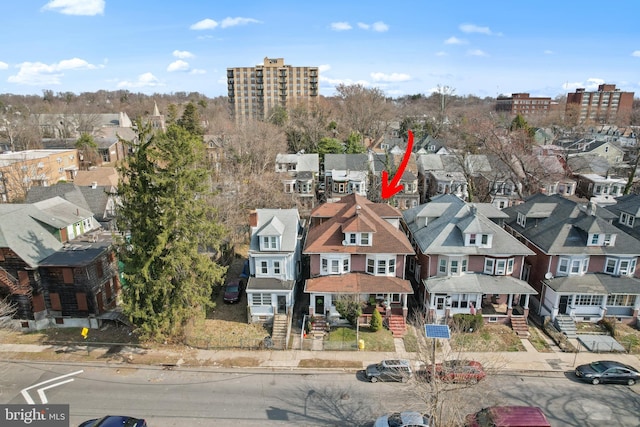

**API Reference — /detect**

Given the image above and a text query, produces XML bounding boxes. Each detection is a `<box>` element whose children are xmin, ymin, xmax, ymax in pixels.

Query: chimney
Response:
<box><xmin>91</xmin><ymin>181</ymin><xmax>98</xmax><ymax>189</ymax></box>
<box><xmin>586</xmin><ymin>201</ymin><xmax>596</xmax><ymax>216</ymax></box>
<box><xmin>249</xmin><ymin>210</ymin><xmax>258</xmax><ymax>227</ymax></box>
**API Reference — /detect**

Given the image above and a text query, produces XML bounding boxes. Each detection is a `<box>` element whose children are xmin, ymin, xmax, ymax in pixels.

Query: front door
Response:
<box><xmin>277</xmin><ymin>295</ymin><xmax>286</xmax><ymax>314</ymax></box>
<box><xmin>559</xmin><ymin>295</ymin><xmax>569</xmax><ymax>314</ymax></box>
<box><xmin>315</xmin><ymin>296</ymin><xmax>325</xmax><ymax>317</ymax></box>
<box><xmin>435</xmin><ymin>294</ymin><xmax>447</xmax><ymax>318</ymax></box>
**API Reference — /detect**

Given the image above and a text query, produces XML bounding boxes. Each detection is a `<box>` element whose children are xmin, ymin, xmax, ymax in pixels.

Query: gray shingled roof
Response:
<box><xmin>0</xmin><ymin>204</ymin><xmax>64</xmax><ymax>268</ymax></box>
<box><xmin>544</xmin><ymin>273</ymin><xmax>640</xmax><ymax>294</ymax></box>
<box><xmin>403</xmin><ymin>195</ymin><xmax>533</xmax><ymax>256</ymax></box>
<box><xmin>324</xmin><ymin>153</ymin><xmax>369</xmax><ymax>171</ymax></box>
<box><xmin>249</xmin><ymin>209</ymin><xmax>300</xmax><ymax>253</ymax></box>
<box><xmin>425</xmin><ymin>273</ymin><xmax>537</xmax><ymax>294</ymax></box>
<box><xmin>26</xmin><ymin>183</ymin><xmax>115</xmax><ymax>222</ymax></box>
<box><xmin>503</xmin><ymin>193</ymin><xmax>640</xmax><ymax>255</ymax></box>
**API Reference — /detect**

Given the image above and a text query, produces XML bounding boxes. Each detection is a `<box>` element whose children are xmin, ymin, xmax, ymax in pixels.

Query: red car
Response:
<box><xmin>223</xmin><ymin>278</ymin><xmax>244</xmax><ymax>303</ymax></box>
<box><xmin>423</xmin><ymin>360</ymin><xmax>486</xmax><ymax>384</ymax></box>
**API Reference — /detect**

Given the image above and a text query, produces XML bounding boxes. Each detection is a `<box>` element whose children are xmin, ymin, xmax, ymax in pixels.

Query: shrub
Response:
<box><xmin>451</xmin><ymin>313</ymin><xmax>483</xmax><ymax>332</ymax></box>
<box><xmin>334</xmin><ymin>299</ymin><xmax>362</xmax><ymax>326</ymax></box>
<box><xmin>370</xmin><ymin>309</ymin><xmax>382</xmax><ymax>332</ymax></box>
<box><xmin>598</xmin><ymin>317</ymin><xmax>617</xmax><ymax>337</ymax></box>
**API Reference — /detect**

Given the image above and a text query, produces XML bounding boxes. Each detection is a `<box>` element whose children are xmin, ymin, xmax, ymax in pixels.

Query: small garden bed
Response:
<box><xmin>325</xmin><ymin>326</ymin><xmax>395</xmax><ymax>351</ymax></box>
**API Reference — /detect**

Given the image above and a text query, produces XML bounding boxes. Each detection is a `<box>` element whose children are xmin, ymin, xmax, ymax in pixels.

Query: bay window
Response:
<box><xmin>321</xmin><ymin>255</ymin><xmax>350</xmax><ymax>275</ymax></box>
<box><xmin>366</xmin><ymin>255</ymin><xmax>397</xmax><ymax>276</ymax></box>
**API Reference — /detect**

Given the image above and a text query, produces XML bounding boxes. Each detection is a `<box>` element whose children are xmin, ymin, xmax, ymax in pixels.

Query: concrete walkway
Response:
<box><xmin>1</xmin><ymin>337</ymin><xmax>639</xmax><ymax>375</ymax></box>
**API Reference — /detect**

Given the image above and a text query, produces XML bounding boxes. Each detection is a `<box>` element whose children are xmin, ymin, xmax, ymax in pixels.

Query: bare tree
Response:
<box><xmin>334</xmin><ymin>83</ymin><xmax>395</xmax><ymax>143</ymax></box>
<box><xmin>0</xmin><ymin>297</ymin><xmax>18</xmax><ymax>330</ymax></box>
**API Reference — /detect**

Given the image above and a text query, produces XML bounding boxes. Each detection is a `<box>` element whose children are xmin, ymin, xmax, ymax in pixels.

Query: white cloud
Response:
<box><xmin>173</xmin><ymin>50</ymin><xmax>194</xmax><ymax>59</ymax></box>
<box><xmin>0</xmin><ymin>61</ymin><xmax>9</xmax><ymax>70</ymax></box>
<box><xmin>444</xmin><ymin>36</ymin><xmax>466</xmax><ymax>45</ymax></box>
<box><xmin>435</xmin><ymin>51</ymin><xmax>448</xmax><ymax>56</ymax></box>
<box><xmin>117</xmin><ymin>72</ymin><xmax>163</xmax><ymax>88</ymax></box>
<box><xmin>459</xmin><ymin>23</ymin><xmax>501</xmax><ymax>36</ymax></box>
<box><xmin>190</xmin><ymin>19</ymin><xmax>218</xmax><ymax>30</ymax></box>
<box><xmin>318</xmin><ymin>64</ymin><xmax>331</xmax><ymax>73</ymax></box>
<box><xmin>7</xmin><ymin>58</ymin><xmax>100</xmax><ymax>85</ymax></box>
<box><xmin>190</xmin><ymin>69</ymin><xmax>206</xmax><ymax>75</ymax></box>
<box><xmin>355</xmin><ymin>21</ymin><xmax>389</xmax><ymax>32</ymax></box>
<box><xmin>220</xmin><ymin>17</ymin><xmax>260</xmax><ymax>28</ymax></box>
<box><xmin>370</xmin><ymin>72</ymin><xmax>411</xmax><ymax>82</ymax></box>
<box><xmin>41</xmin><ymin>0</ymin><xmax>104</xmax><ymax>16</ymax></box>
<box><xmin>562</xmin><ymin>78</ymin><xmax>605</xmax><ymax>91</ymax></box>
<box><xmin>544</xmin><ymin>50</ymin><xmax>554</xmax><ymax>55</ymax></box>
<box><xmin>167</xmin><ymin>60</ymin><xmax>189</xmax><ymax>72</ymax></box>
<box><xmin>468</xmin><ymin>49</ymin><xmax>488</xmax><ymax>57</ymax></box>
<box><xmin>372</xmin><ymin>21</ymin><xmax>389</xmax><ymax>32</ymax></box>
<box><xmin>320</xmin><ymin>75</ymin><xmax>369</xmax><ymax>87</ymax></box>
<box><xmin>331</xmin><ymin>22</ymin><xmax>352</xmax><ymax>31</ymax></box>
<box><xmin>632</xmin><ymin>50</ymin><xmax>640</xmax><ymax>57</ymax></box>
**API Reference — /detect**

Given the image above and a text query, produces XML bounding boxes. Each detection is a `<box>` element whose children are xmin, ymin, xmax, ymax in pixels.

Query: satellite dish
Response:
<box><xmin>342</xmin><ymin>240</ymin><xmax>348</xmax><ymax>246</ymax></box>
<box><xmin>544</xmin><ymin>272</ymin><xmax>554</xmax><ymax>280</ymax></box>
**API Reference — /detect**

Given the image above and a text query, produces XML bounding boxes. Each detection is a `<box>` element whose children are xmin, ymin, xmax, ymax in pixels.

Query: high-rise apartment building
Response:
<box><xmin>566</xmin><ymin>84</ymin><xmax>634</xmax><ymax>124</ymax></box>
<box><xmin>227</xmin><ymin>57</ymin><xmax>319</xmax><ymax>122</ymax></box>
<box><xmin>495</xmin><ymin>93</ymin><xmax>556</xmax><ymax>117</ymax></box>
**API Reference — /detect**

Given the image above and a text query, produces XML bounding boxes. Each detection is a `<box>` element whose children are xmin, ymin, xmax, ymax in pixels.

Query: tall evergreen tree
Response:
<box><xmin>116</xmin><ymin>122</ymin><xmax>226</xmax><ymax>341</ymax></box>
<box><xmin>177</xmin><ymin>102</ymin><xmax>204</xmax><ymax>136</ymax></box>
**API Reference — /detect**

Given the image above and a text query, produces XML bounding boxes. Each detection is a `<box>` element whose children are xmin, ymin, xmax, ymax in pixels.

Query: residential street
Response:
<box><xmin>1</xmin><ymin>360</ymin><xmax>639</xmax><ymax>426</ymax></box>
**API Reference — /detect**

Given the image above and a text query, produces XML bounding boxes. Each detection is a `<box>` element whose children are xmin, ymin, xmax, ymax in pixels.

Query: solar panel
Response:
<box><xmin>425</xmin><ymin>324</ymin><xmax>451</xmax><ymax>339</ymax></box>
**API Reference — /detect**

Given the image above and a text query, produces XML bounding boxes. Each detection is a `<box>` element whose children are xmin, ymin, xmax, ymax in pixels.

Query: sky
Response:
<box><xmin>1</xmin><ymin>0</ymin><xmax>640</xmax><ymax>100</ymax></box>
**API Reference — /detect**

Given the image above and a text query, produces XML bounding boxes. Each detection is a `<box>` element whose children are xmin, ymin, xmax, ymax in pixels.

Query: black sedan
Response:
<box><xmin>575</xmin><ymin>360</ymin><xmax>640</xmax><ymax>385</ymax></box>
<box><xmin>79</xmin><ymin>415</ymin><xmax>147</xmax><ymax>427</ymax></box>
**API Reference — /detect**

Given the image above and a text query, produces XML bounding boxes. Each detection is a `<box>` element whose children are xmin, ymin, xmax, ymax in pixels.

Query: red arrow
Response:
<box><xmin>381</xmin><ymin>130</ymin><xmax>414</xmax><ymax>199</ymax></box>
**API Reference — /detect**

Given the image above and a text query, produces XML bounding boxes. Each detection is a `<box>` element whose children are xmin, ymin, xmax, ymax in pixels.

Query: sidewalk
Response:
<box><xmin>1</xmin><ymin>337</ymin><xmax>639</xmax><ymax>374</ymax></box>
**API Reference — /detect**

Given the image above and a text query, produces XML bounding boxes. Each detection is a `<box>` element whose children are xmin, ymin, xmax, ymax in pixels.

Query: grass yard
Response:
<box><xmin>451</xmin><ymin>324</ymin><xmax>525</xmax><ymax>352</ymax></box>
<box><xmin>326</xmin><ymin>326</ymin><xmax>395</xmax><ymax>352</ymax></box>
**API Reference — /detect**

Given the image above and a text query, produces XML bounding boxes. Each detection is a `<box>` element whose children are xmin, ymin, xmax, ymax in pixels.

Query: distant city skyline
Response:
<box><xmin>1</xmin><ymin>0</ymin><xmax>639</xmax><ymax>99</ymax></box>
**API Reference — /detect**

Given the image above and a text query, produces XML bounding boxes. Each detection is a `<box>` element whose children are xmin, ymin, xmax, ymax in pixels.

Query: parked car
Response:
<box><xmin>374</xmin><ymin>411</ymin><xmax>431</xmax><ymax>427</ymax></box>
<box><xmin>464</xmin><ymin>406</ymin><xmax>551</xmax><ymax>427</ymax></box>
<box><xmin>420</xmin><ymin>360</ymin><xmax>486</xmax><ymax>384</ymax></box>
<box><xmin>575</xmin><ymin>360</ymin><xmax>640</xmax><ymax>385</ymax></box>
<box><xmin>365</xmin><ymin>359</ymin><xmax>412</xmax><ymax>383</ymax></box>
<box><xmin>223</xmin><ymin>278</ymin><xmax>244</xmax><ymax>303</ymax></box>
<box><xmin>79</xmin><ymin>415</ymin><xmax>147</xmax><ymax>427</ymax></box>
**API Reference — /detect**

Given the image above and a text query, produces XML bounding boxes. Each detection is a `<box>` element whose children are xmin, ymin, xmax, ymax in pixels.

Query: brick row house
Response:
<box><xmin>502</xmin><ymin>194</ymin><xmax>640</xmax><ymax>326</ymax></box>
<box><xmin>0</xmin><ymin>197</ymin><xmax>120</xmax><ymax>330</ymax></box>
<box><xmin>303</xmin><ymin>194</ymin><xmax>415</xmax><ymax>336</ymax></box>
<box><xmin>402</xmin><ymin>194</ymin><xmax>537</xmax><ymax>334</ymax></box>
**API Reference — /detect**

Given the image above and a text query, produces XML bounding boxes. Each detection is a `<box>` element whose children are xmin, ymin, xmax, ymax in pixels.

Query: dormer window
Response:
<box><xmin>261</xmin><ymin>236</ymin><xmax>280</xmax><ymax>251</ymax></box>
<box><xmin>344</xmin><ymin>232</ymin><xmax>371</xmax><ymax>246</ymax></box>
<box><xmin>517</xmin><ymin>213</ymin><xmax>526</xmax><ymax>227</ymax></box>
<box><xmin>620</xmin><ymin>212</ymin><xmax>635</xmax><ymax>227</ymax></box>
<box><xmin>466</xmin><ymin>233</ymin><xmax>492</xmax><ymax>247</ymax></box>
<box><xmin>588</xmin><ymin>233</ymin><xmax>616</xmax><ymax>247</ymax></box>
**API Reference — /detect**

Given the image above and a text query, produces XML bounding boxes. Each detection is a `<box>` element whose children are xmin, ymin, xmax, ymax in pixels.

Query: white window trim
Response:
<box><xmin>557</xmin><ymin>256</ymin><xmax>589</xmax><ymax>276</ymax></box>
<box><xmin>320</xmin><ymin>255</ymin><xmax>350</xmax><ymax>276</ymax></box>
<box><xmin>366</xmin><ymin>254</ymin><xmax>397</xmax><ymax>276</ymax></box>
<box><xmin>517</xmin><ymin>213</ymin><xmax>526</xmax><ymax>227</ymax></box>
<box><xmin>484</xmin><ymin>257</ymin><xmax>514</xmax><ymax>276</ymax></box>
<box><xmin>604</xmin><ymin>257</ymin><xmax>637</xmax><ymax>276</ymax></box>
<box><xmin>260</xmin><ymin>235</ymin><xmax>280</xmax><ymax>251</ymax></box>
<box><xmin>344</xmin><ymin>232</ymin><xmax>372</xmax><ymax>246</ymax></box>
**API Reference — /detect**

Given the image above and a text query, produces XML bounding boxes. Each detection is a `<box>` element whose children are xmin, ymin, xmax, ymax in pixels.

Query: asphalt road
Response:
<box><xmin>1</xmin><ymin>361</ymin><xmax>639</xmax><ymax>426</ymax></box>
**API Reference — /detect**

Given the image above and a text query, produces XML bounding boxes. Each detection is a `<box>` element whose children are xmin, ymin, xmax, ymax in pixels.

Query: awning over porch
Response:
<box><xmin>304</xmin><ymin>272</ymin><xmax>413</xmax><ymax>294</ymax></box>
<box><xmin>544</xmin><ymin>273</ymin><xmax>640</xmax><ymax>295</ymax></box>
<box><xmin>246</xmin><ymin>277</ymin><xmax>295</xmax><ymax>292</ymax></box>
<box><xmin>424</xmin><ymin>273</ymin><xmax>538</xmax><ymax>295</ymax></box>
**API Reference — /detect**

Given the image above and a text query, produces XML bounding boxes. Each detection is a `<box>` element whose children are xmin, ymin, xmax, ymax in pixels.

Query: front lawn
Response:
<box><xmin>326</xmin><ymin>326</ymin><xmax>395</xmax><ymax>351</ymax></box>
<box><xmin>451</xmin><ymin>324</ymin><xmax>525</xmax><ymax>352</ymax></box>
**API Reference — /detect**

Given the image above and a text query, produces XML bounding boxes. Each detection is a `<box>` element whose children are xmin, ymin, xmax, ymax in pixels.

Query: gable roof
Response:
<box><xmin>403</xmin><ymin>195</ymin><xmax>532</xmax><ymax>256</ymax></box>
<box><xmin>250</xmin><ymin>209</ymin><xmax>300</xmax><ymax>253</ymax></box>
<box><xmin>0</xmin><ymin>204</ymin><xmax>64</xmax><ymax>268</ymax></box>
<box><xmin>25</xmin><ymin>182</ymin><xmax>115</xmax><ymax>221</ymax></box>
<box><xmin>304</xmin><ymin>194</ymin><xmax>414</xmax><ymax>255</ymax></box>
<box><xmin>503</xmin><ymin>193</ymin><xmax>640</xmax><ymax>255</ymax></box>
<box><xmin>275</xmin><ymin>153</ymin><xmax>319</xmax><ymax>173</ymax></box>
<box><xmin>324</xmin><ymin>153</ymin><xmax>369</xmax><ymax>171</ymax></box>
